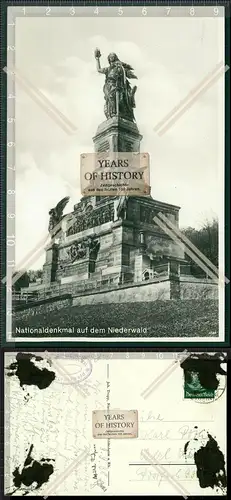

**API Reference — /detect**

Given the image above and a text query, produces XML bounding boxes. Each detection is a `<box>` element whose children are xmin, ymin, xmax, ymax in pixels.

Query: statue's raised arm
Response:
<box><xmin>94</xmin><ymin>48</ymin><xmax>138</xmax><ymax>122</ymax></box>
<box><xmin>94</xmin><ymin>48</ymin><xmax>107</xmax><ymax>75</ymax></box>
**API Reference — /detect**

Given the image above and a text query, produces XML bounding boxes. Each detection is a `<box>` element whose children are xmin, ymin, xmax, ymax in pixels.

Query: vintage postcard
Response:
<box><xmin>4</xmin><ymin>351</ymin><xmax>227</xmax><ymax>496</ymax></box>
<box><xmin>5</xmin><ymin>5</ymin><xmax>226</xmax><ymax>342</ymax></box>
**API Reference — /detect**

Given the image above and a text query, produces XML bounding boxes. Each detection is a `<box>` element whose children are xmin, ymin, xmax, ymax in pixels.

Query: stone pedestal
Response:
<box><xmin>93</xmin><ymin>116</ymin><xmax>143</xmax><ymax>153</ymax></box>
<box><xmin>168</xmin><ymin>259</ymin><xmax>180</xmax><ymax>278</ymax></box>
<box><xmin>42</xmin><ymin>243</ymin><xmax>59</xmax><ymax>285</ymax></box>
<box><xmin>57</xmin><ymin>243</ymin><xmax>100</xmax><ymax>284</ymax></box>
<box><xmin>59</xmin><ymin>257</ymin><xmax>93</xmax><ymax>284</ymax></box>
<box><xmin>42</xmin><ymin>109</ymin><xmax>191</xmax><ymax>289</ymax></box>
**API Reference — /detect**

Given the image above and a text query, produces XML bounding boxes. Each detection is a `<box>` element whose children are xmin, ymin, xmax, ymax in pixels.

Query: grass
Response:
<box><xmin>13</xmin><ymin>299</ymin><xmax>219</xmax><ymax>337</ymax></box>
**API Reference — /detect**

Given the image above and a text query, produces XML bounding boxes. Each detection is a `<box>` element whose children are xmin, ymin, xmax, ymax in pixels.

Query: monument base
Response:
<box><xmin>42</xmin><ymin>195</ymin><xmax>187</xmax><ymax>288</ymax></box>
<box><xmin>42</xmin><ymin>116</ymin><xmax>190</xmax><ymax>289</ymax></box>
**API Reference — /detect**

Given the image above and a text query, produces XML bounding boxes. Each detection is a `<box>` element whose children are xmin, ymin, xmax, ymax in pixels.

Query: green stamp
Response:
<box><xmin>184</xmin><ymin>370</ymin><xmax>215</xmax><ymax>399</ymax></box>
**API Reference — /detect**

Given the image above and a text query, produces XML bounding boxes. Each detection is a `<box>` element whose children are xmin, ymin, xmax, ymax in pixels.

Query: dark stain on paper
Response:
<box><xmin>184</xmin><ymin>430</ymin><xmax>227</xmax><ymax>493</ymax></box>
<box><xmin>180</xmin><ymin>352</ymin><xmax>226</xmax><ymax>392</ymax></box>
<box><xmin>6</xmin><ymin>352</ymin><xmax>55</xmax><ymax>397</ymax></box>
<box><xmin>7</xmin><ymin>444</ymin><xmax>55</xmax><ymax>496</ymax></box>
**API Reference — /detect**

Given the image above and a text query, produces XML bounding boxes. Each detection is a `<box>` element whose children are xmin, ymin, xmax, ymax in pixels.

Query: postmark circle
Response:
<box><xmin>54</xmin><ymin>358</ymin><xmax>92</xmax><ymax>386</ymax></box>
<box><xmin>191</xmin><ymin>378</ymin><xmax>226</xmax><ymax>404</ymax></box>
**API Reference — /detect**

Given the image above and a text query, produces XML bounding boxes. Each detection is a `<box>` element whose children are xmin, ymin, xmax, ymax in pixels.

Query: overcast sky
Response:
<box><xmin>13</xmin><ymin>12</ymin><xmax>224</xmax><ymax>270</ymax></box>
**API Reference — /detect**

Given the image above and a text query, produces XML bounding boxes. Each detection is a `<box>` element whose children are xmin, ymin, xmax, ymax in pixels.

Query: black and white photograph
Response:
<box><xmin>6</xmin><ymin>5</ymin><xmax>226</xmax><ymax>342</ymax></box>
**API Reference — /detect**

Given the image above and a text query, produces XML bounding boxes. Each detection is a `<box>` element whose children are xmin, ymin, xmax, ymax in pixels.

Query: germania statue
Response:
<box><xmin>94</xmin><ymin>48</ymin><xmax>137</xmax><ymax>122</ymax></box>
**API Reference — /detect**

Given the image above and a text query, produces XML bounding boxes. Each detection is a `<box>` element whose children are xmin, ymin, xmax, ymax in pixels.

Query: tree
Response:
<box><xmin>27</xmin><ymin>270</ymin><xmax>43</xmax><ymax>283</ymax></box>
<box><xmin>181</xmin><ymin>218</ymin><xmax>218</xmax><ymax>276</ymax></box>
<box><xmin>12</xmin><ymin>270</ymin><xmax>30</xmax><ymax>292</ymax></box>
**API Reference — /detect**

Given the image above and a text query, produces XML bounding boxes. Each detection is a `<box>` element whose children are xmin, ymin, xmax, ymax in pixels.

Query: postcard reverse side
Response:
<box><xmin>4</xmin><ymin>352</ymin><xmax>227</xmax><ymax>496</ymax></box>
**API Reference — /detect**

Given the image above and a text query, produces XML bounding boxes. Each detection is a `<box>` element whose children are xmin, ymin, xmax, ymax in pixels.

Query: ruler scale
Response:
<box><xmin>3</xmin><ymin>349</ymin><xmax>229</xmax><ymax>359</ymax></box>
<box><xmin>6</xmin><ymin>4</ymin><xmax>227</xmax><ymax>17</ymax></box>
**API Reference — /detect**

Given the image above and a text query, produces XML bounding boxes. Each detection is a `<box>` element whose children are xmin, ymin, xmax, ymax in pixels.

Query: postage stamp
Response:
<box><xmin>181</xmin><ymin>352</ymin><xmax>227</xmax><ymax>400</ymax></box>
<box><xmin>184</xmin><ymin>371</ymin><xmax>215</xmax><ymax>399</ymax></box>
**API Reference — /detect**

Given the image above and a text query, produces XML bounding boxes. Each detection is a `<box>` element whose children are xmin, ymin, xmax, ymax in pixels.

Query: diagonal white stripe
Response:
<box><xmin>158</xmin><ymin>212</ymin><xmax>228</xmax><ymax>283</ymax></box>
<box><xmin>42</xmin><ymin>448</ymin><xmax>90</xmax><ymax>498</ymax></box>
<box><xmin>158</xmin><ymin>65</ymin><xmax>229</xmax><ymax>136</ymax></box>
<box><xmin>4</xmin><ymin>66</ymin><xmax>77</xmax><ymax>134</ymax></box>
<box><xmin>141</xmin><ymin>351</ymin><xmax>189</xmax><ymax>399</ymax></box>
<box><xmin>153</xmin><ymin>61</ymin><xmax>224</xmax><ymax>132</ymax></box>
<box><xmin>153</xmin><ymin>215</ymin><xmax>225</xmax><ymax>286</ymax></box>
<box><xmin>153</xmin><ymin>62</ymin><xmax>229</xmax><ymax>136</ymax></box>
<box><xmin>141</xmin><ymin>449</ymin><xmax>189</xmax><ymax>498</ymax></box>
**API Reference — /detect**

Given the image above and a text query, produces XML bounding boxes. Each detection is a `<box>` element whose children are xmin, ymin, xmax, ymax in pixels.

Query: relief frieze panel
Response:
<box><xmin>66</xmin><ymin>202</ymin><xmax>114</xmax><ymax>236</ymax></box>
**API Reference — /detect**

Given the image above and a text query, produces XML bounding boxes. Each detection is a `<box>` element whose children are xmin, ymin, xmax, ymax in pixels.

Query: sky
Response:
<box><xmin>12</xmin><ymin>11</ymin><xmax>224</xmax><ymax>270</ymax></box>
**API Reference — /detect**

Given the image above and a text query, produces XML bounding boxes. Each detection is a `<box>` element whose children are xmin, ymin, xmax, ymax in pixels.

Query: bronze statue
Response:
<box><xmin>117</xmin><ymin>195</ymin><xmax>129</xmax><ymax>220</ymax></box>
<box><xmin>94</xmin><ymin>48</ymin><xmax>137</xmax><ymax>122</ymax></box>
<box><xmin>48</xmin><ymin>196</ymin><xmax>70</xmax><ymax>236</ymax></box>
<box><xmin>89</xmin><ymin>238</ymin><xmax>100</xmax><ymax>258</ymax></box>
